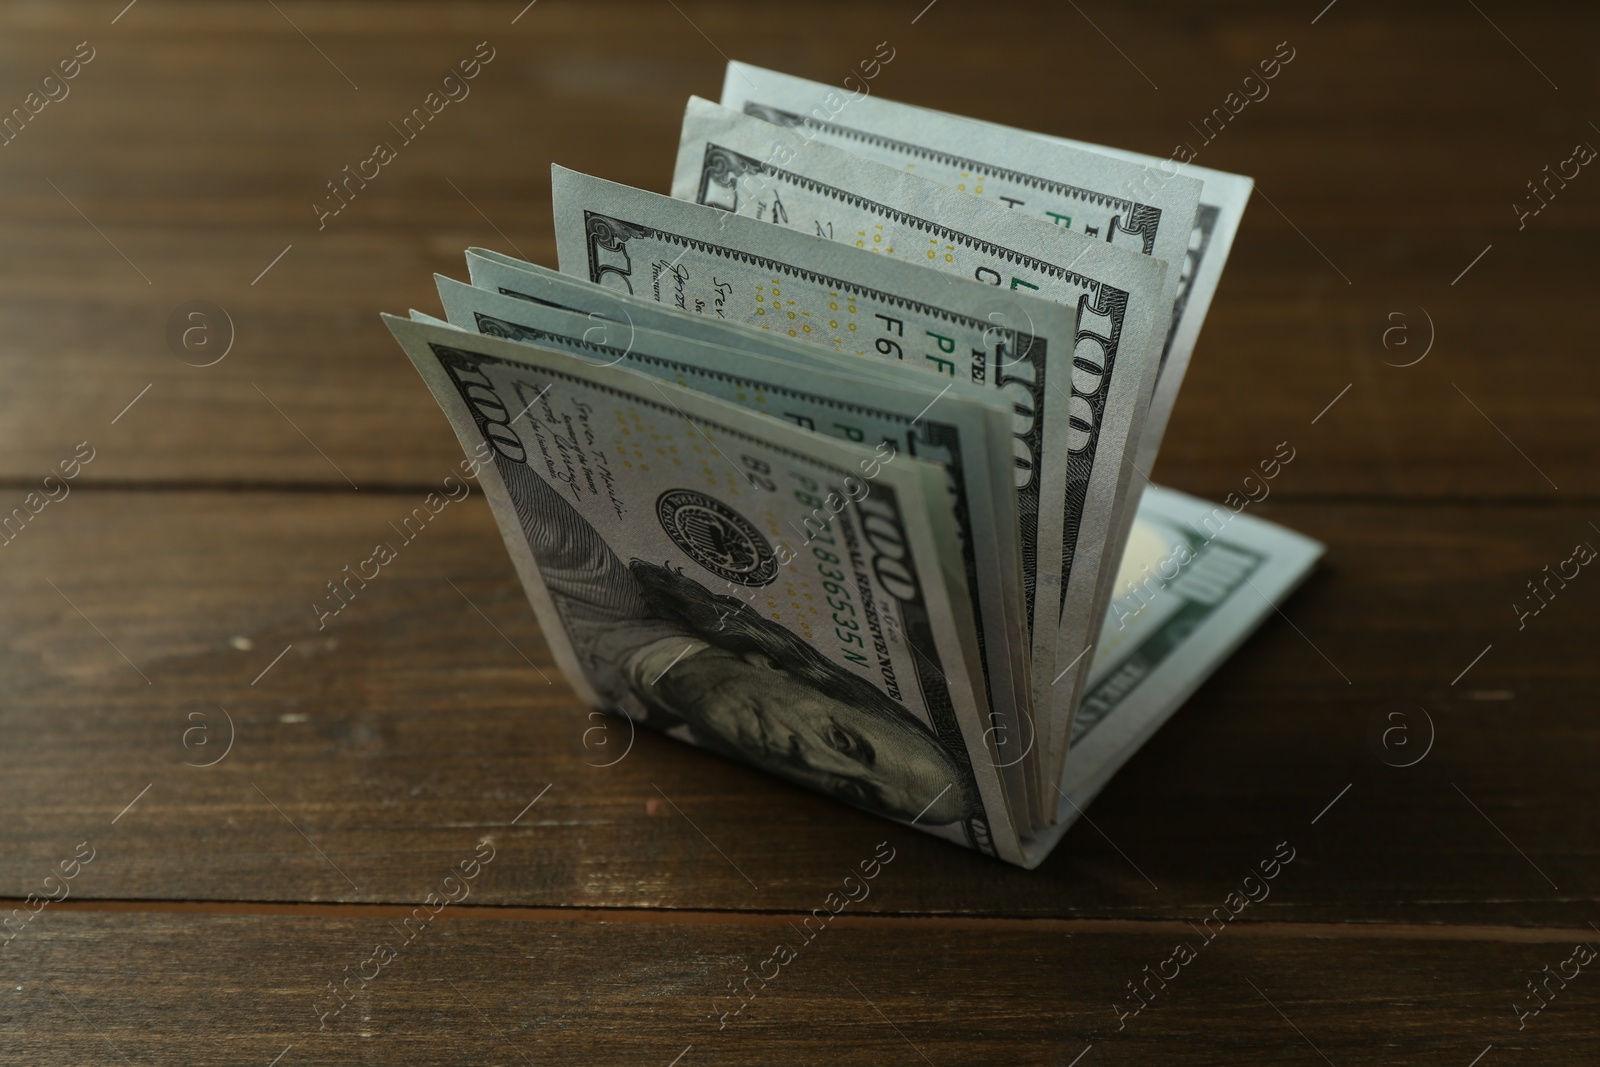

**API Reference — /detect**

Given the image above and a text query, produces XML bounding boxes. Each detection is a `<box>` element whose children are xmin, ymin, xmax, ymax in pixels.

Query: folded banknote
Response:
<box><xmin>384</xmin><ymin>62</ymin><xmax>1319</xmax><ymax>867</ymax></box>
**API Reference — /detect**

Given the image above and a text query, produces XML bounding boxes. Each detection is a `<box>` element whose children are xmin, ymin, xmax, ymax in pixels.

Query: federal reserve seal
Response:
<box><xmin>656</xmin><ymin>489</ymin><xmax>778</xmax><ymax>586</ymax></box>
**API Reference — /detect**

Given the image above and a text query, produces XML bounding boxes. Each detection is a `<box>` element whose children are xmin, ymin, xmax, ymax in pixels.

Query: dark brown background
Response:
<box><xmin>1</xmin><ymin>1</ymin><xmax>1596</xmax><ymax>1063</ymax></box>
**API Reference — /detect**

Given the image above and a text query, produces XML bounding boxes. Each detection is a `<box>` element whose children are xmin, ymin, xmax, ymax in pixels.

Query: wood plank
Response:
<box><xmin>0</xmin><ymin>3</ymin><xmax>1593</xmax><ymax>496</ymax></box>
<box><xmin>4</xmin><ymin>910</ymin><xmax>1596</xmax><ymax>1064</ymax></box>
<box><xmin>1</xmin><ymin>491</ymin><xmax>1593</xmax><ymax>923</ymax></box>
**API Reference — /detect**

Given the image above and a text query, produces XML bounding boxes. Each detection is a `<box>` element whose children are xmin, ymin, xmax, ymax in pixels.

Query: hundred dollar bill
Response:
<box><xmin>667</xmin><ymin>100</ymin><xmax>1171</xmax><ymax>792</ymax></box>
<box><xmin>466</xmin><ymin>249</ymin><xmax>929</xmax><ymax>393</ymax></box>
<box><xmin>709</xmin><ymin>75</ymin><xmax>1197</xmax><ymax>336</ymax></box>
<box><xmin>384</xmin><ymin>312</ymin><xmax>1026</xmax><ymax>863</ymax></box>
<box><xmin>1025</xmin><ymin>148</ymin><xmax>1251</xmax><ymax>476</ymax></box>
<box><xmin>718</xmin><ymin>62</ymin><xmax>1226</xmax><ymax>475</ymax></box>
<box><xmin>549</xmin><ymin>166</ymin><xmax>1085</xmax><ymax>801</ymax></box>
<box><xmin>1020</xmin><ymin>484</ymin><xmax>1323</xmax><ymax>867</ymax></box>
<box><xmin>430</xmin><ymin>273</ymin><xmax>1041</xmax><ymax>827</ymax></box>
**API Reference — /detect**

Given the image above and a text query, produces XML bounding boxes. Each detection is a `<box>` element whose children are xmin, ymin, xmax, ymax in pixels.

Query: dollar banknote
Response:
<box><xmin>384</xmin><ymin>312</ymin><xmax>1027</xmax><ymax>863</ymax></box>
<box><xmin>465</xmin><ymin>248</ymin><xmax>912</xmax><ymax>391</ymax></box>
<box><xmin>717</xmin><ymin>61</ymin><xmax>1235</xmax><ymax>476</ymax></box>
<box><xmin>383</xmin><ymin>68</ymin><xmax>1323</xmax><ymax>866</ymax></box>
<box><xmin>710</xmin><ymin>73</ymin><xmax>1198</xmax><ymax>326</ymax></box>
<box><xmin>1021</xmin><ymin>148</ymin><xmax>1252</xmax><ymax>477</ymax></box>
<box><xmin>548</xmin><ymin>165</ymin><xmax>1095</xmax><ymax>808</ymax></box>
<box><xmin>429</xmin><ymin>272</ymin><xmax>1044</xmax><ymax>828</ymax></box>
<box><xmin>1022</xmin><ymin>484</ymin><xmax>1324</xmax><ymax>867</ymax></box>
<box><xmin>666</xmin><ymin>100</ymin><xmax>1172</xmax><ymax>786</ymax></box>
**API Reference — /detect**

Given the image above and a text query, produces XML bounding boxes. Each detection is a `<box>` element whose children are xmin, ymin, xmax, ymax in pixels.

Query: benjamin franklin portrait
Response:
<box><xmin>498</xmin><ymin>458</ymin><xmax>978</xmax><ymax>828</ymax></box>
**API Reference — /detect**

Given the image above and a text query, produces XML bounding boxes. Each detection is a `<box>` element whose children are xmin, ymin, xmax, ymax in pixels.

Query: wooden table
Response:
<box><xmin>3</xmin><ymin>2</ymin><xmax>1596</xmax><ymax>1063</ymax></box>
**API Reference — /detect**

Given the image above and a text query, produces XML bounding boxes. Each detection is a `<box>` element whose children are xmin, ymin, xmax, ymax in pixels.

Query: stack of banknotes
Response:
<box><xmin>384</xmin><ymin>63</ymin><xmax>1324</xmax><ymax>867</ymax></box>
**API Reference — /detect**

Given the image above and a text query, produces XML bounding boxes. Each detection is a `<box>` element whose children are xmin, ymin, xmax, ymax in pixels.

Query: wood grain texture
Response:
<box><xmin>5</xmin><ymin>911</ymin><xmax>1597</xmax><ymax>1065</ymax></box>
<box><xmin>1</xmin><ymin>1</ymin><xmax>1597</xmax><ymax>1060</ymax></box>
<box><xmin>0</xmin><ymin>2</ymin><xmax>1593</xmax><ymax>496</ymax></box>
<box><xmin>1</xmin><ymin>491</ymin><xmax>1593</xmax><ymax>925</ymax></box>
